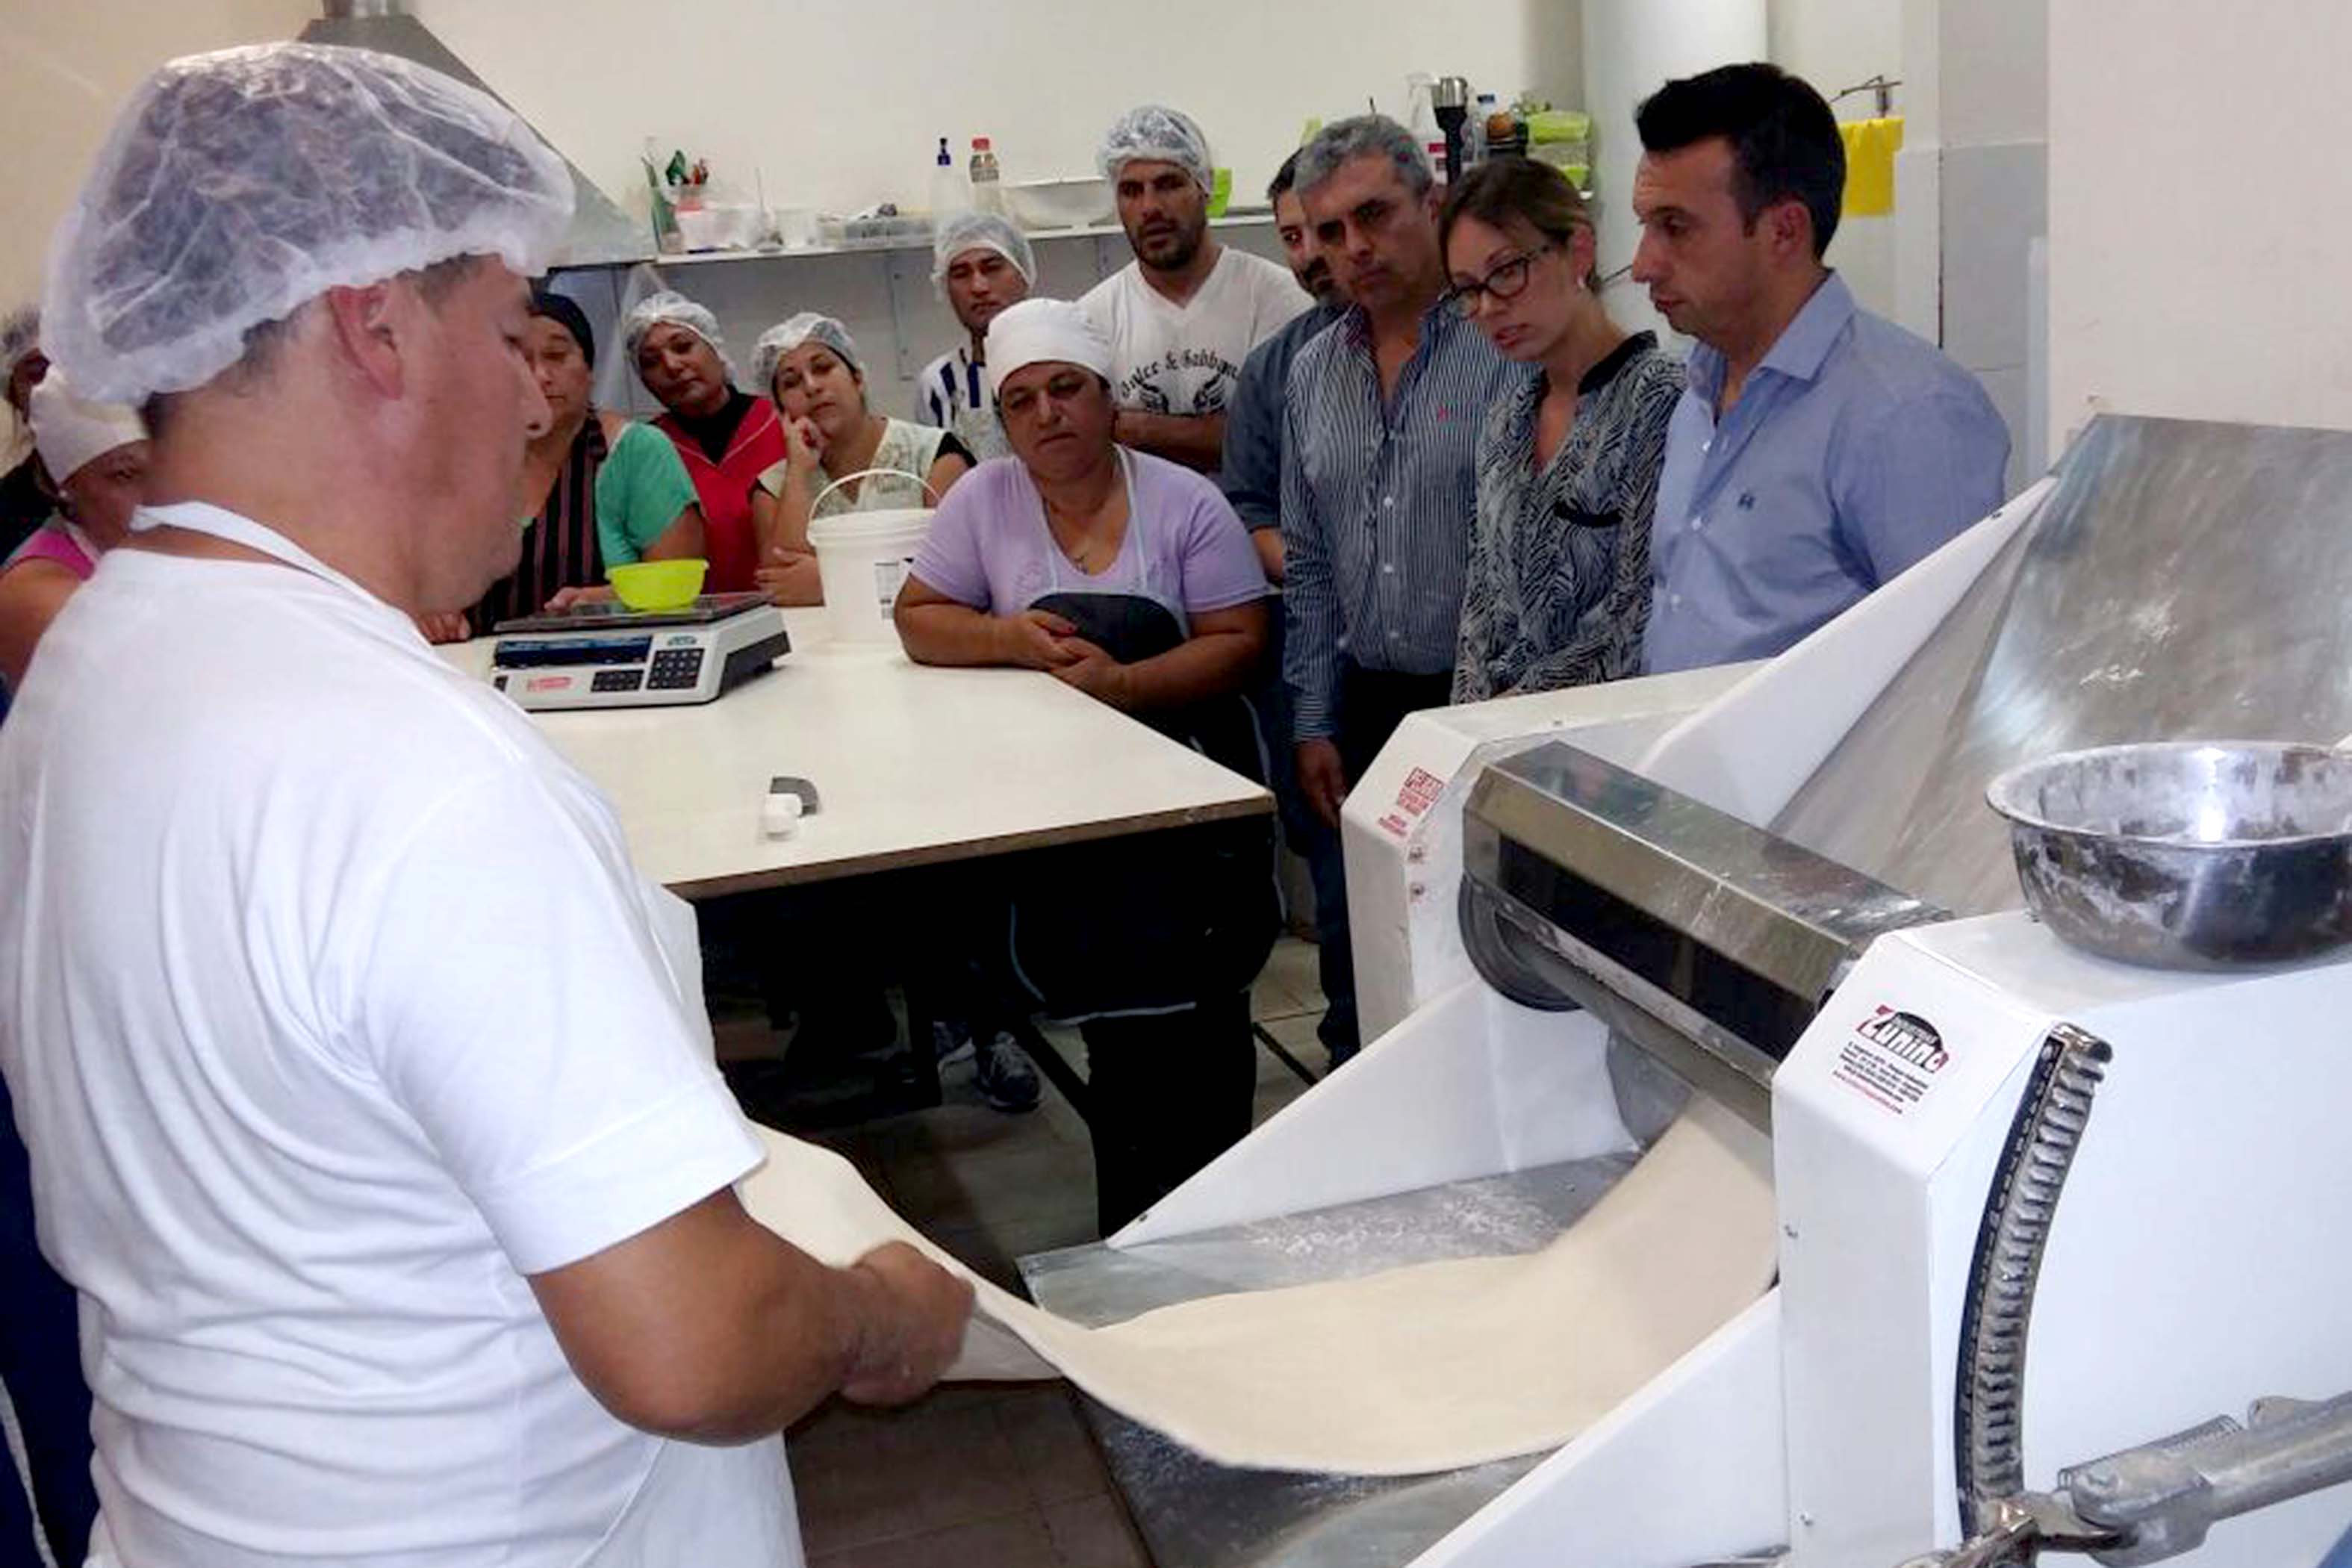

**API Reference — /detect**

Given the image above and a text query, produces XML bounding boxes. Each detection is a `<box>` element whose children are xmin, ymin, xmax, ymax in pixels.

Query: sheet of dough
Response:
<box><xmin>737</xmin><ymin>1094</ymin><xmax>1775</xmax><ymax>1476</ymax></box>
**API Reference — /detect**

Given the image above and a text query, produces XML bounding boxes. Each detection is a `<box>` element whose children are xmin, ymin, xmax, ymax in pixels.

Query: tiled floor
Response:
<box><xmin>755</xmin><ymin>936</ymin><xmax>1333</xmax><ymax>1568</ymax></box>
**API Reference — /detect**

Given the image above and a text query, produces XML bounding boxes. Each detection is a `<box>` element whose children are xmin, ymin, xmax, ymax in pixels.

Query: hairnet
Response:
<box><xmin>1098</xmin><ymin>105</ymin><xmax>1213</xmax><ymax>190</ymax></box>
<box><xmin>1</xmin><ymin>306</ymin><xmax>40</xmax><ymax>383</ymax></box>
<box><xmin>43</xmin><ymin>43</ymin><xmax>573</xmax><ymax>405</ymax></box>
<box><xmin>983</xmin><ymin>299</ymin><xmax>1113</xmax><ymax>396</ymax></box>
<box><xmin>930</xmin><ymin>212</ymin><xmax>1037</xmax><ymax>293</ymax></box>
<box><xmin>752</xmin><ymin>313</ymin><xmax>861</xmax><ymax>393</ymax></box>
<box><xmin>621</xmin><ymin>290</ymin><xmax>729</xmax><ymax>375</ymax></box>
<box><xmin>30</xmin><ymin>370</ymin><xmax>146</xmax><ymax>485</ymax></box>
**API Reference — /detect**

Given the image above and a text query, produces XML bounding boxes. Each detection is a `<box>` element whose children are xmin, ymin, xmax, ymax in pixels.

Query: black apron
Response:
<box><xmin>998</xmin><ymin>473</ymin><xmax>1278</xmax><ymax>1021</ymax></box>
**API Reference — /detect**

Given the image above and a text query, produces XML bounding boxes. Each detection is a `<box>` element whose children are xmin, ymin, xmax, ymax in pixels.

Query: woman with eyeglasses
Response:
<box><xmin>1438</xmin><ymin>158</ymin><xmax>1683</xmax><ymax>701</ymax></box>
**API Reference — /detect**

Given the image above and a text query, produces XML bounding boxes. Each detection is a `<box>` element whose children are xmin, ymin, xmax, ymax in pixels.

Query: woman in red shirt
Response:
<box><xmin>622</xmin><ymin>292</ymin><xmax>785</xmax><ymax>594</ymax></box>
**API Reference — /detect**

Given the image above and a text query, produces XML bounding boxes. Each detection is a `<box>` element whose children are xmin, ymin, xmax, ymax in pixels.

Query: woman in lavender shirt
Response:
<box><xmin>896</xmin><ymin>299</ymin><xmax>1275</xmax><ymax>1231</ymax></box>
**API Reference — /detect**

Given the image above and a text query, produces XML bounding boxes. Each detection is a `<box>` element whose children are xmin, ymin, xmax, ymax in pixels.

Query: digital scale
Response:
<box><xmin>489</xmin><ymin>592</ymin><xmax>789</xmax><ymax>711</ymax></box>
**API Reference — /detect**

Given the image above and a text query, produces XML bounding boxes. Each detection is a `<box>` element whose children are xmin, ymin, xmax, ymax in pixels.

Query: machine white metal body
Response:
<box><xmin>1020</xmin><ymin>420</ymin><xmax>2352</xmax><ymax>1568</ymax></box>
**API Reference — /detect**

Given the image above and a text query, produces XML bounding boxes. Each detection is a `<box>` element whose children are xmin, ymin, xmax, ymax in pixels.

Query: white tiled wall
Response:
<box><xmin>1826</xmin><ymin>216</ymin><xmax>1897</xmax><ymax>322</ymax></box>
<box><xmin>1939</xmin><ymin>138</ymin><xmax>2046</xmax><ymax>494</ymax></box>
<box><xmin>2051</xmin><ymin>0</ymin><xmax>2352</xmax><ymax>441</ymax></box>
<box><xmin>1927</xmin><ymin>0</ymin><xmax>2047</xmax><ymax>497</ymax></box>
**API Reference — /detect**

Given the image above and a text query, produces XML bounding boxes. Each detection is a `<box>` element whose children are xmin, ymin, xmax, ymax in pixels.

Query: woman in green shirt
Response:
<box><xmin>595</xmin><ymin>419</ymin><xmax>701</xmax><ymax>571</ymax></box>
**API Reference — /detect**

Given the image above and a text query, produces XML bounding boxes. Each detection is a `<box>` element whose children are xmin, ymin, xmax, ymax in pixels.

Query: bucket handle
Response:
<box><xmin>810</xmin><ymin>466</ymin><xmax>939</xmax><ymax>515</ymax></box>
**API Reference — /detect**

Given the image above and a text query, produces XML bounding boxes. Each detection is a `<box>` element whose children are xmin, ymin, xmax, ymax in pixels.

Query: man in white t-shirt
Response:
<box><xmin>0</xmin><ymin>43</ymin><xmax>970</xmax><ymax>1568</ymax></box>
<box><xmin>1080</xmin><ymin>105</ymin><xmax>1307</xmax><ymax>473</ymax></box>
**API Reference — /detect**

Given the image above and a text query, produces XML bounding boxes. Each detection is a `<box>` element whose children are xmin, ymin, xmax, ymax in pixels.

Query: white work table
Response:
<box><xmin>449</xmin><ymin>611</ymin><xmax>1272</xmax><ymax>897</ymax></box>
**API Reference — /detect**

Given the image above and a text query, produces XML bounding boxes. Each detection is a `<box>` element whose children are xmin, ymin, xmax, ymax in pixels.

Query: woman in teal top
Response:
<box><xmin>596</xmin><ymin>420</ymin><xmax>700</xmax><ymax>570</ymax></box>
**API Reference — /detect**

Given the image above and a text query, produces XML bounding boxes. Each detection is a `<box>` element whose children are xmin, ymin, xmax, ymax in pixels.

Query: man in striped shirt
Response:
<box><xmin>1279</xmin><ymin>116</ymin><xmax>1513</xmax><ymax>1061</ymax></box>
<box><xmin>913</xmin><ymin>213</ymin><xmax>1036</xmax><ymax>463</ymax></box>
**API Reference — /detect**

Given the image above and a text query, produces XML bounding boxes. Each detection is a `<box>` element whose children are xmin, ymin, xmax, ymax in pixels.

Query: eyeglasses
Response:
<box><xmin>1443</xmin><ymin>243</ymin><xmax>1558</xmax><ymax>318</ymax></box>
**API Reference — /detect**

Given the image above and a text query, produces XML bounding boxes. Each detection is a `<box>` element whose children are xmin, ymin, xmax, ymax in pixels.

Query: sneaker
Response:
<box><xmin>971</xmin><ymin>1030</ymin><xmax>1042</xmax><ymax>1113</ymax></box>
<box><xmin>930</xmin><ymin>1018</ymin><xmax>975</xmax><ymax>1067</ymax></box>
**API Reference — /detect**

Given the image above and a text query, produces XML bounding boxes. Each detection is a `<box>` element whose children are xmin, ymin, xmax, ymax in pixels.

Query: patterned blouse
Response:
<box><xmin>1452</xmin><ymin>333</ymin><xmax>1683</xmax><ymax>703</ymax></box>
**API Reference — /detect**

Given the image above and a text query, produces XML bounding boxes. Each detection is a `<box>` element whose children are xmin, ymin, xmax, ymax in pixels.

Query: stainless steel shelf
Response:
<box><xmin>570</xmin><ymin>210</ymin><xmax>1277</xmax><ymax>270</ymax></box>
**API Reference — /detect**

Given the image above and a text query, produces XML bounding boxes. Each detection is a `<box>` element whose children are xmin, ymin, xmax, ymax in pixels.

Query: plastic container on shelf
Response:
<box><xmin>674</xmin><ymin>202</ymin><xmax>765</xmax><ymax>252</ymax></box>
<box><xmin>1405</xmin><ymin>75</ymin><xmax>1448</xmax><ymax>187</ymax></box>
<box><xmin>1003</xmin><ymin>177</ymin><xmax>1113</xmax><ymax>230</ymax></box>
<box><xmin>1486</xmin><ymin>102</ymin><xmax>1528</xmax><ymax>161</ymax></box>
<box><xmin>820</xmin><ymin>211</ymin><xmax>936</xmax><ymax>249</ymax></box>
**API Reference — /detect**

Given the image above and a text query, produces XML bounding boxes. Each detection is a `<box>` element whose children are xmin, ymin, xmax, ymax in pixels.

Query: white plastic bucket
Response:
<box><xmin>809</xmin><ymin>505</ymin><xmax>934</xmax><ymax>644</ymax></box>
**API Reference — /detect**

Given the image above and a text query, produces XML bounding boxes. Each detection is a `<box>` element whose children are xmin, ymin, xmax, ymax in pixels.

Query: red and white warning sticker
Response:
<box><xmin>1376</xmin><ymin>766</ymin><xmax>1447</xmax><ymax>839</ymax></box>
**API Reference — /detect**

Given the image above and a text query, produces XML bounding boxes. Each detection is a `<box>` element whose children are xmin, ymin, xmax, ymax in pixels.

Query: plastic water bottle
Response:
<box><xmin>929</xmin><ymin>135</ymin><xmax>968</xmax><ymax>218</ymax></box>
<box><xmin>1469</xmin><ymin>93</ymin><xmax>1496</xmax><ymax>168</ymax></box>
<box><xmin>969</xmin><ymin>137</ymin><xmax>1004</xmax><ymax>216</ymax></box>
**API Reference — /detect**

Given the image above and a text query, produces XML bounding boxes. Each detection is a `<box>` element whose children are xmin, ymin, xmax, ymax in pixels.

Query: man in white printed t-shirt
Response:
<box><xmin>0</xmin><ymin>43</ymin><xmax>970</xmax><ymax>1568</ymax></box>
<box><xmin>1080</xmin><ymin>105</ymin><xmax>1308</xmax><ymax>473</ymax></box>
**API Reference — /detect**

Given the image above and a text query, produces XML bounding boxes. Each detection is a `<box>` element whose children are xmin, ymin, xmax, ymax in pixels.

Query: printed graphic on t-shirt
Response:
<box><xmin>1119</xmin><ymin>348</ymin><xmax>1242</xmax><ymax>418</ymax></box>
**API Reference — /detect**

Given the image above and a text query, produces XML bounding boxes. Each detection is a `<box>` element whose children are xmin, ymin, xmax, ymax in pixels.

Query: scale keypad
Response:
<box><xmin>591</xmin><ymin>669</ymin><xmax>646</xmax><ymax>694</ymax></box>
<box><xmin>647</xmin><ymin>647</ymin><xmax>706</xmax><ymax>691</ymax></box>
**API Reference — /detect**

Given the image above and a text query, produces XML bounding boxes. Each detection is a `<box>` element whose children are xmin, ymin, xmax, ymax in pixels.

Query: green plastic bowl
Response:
<box><xmin>608</xmin><ymin>558</ymin><xmax>706</xmax><ymax>611</ymax></box>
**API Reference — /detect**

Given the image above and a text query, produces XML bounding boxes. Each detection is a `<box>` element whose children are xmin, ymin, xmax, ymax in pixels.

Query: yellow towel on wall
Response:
<box><xmin>1840</xmin><ymin>116</ymin><xmax>1904</xmax><ymax>217</ymax></box>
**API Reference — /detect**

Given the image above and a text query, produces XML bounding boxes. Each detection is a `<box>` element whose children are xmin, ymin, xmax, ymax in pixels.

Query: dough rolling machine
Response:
<box><xmin>1018</xmin><ymin>417</ymin><xmax>2352</xmax><ymax>1568</ymax></box>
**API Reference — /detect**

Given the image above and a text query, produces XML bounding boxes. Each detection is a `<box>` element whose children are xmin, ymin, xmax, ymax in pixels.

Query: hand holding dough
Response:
<box><xmin>736</xmin><ymin>1095</ymin><xmax>1776</xmax><ymax>1476</ymax></box>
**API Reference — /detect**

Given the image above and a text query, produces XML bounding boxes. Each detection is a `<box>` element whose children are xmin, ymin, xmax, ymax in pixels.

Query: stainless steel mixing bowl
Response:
<box><xmin>1985</xmin><ymin>741</ymin><xmax>2352</xmax><ymax>968</ymax></box>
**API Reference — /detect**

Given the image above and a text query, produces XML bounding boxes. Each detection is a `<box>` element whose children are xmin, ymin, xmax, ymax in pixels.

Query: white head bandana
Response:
<box><xmin>982</xmin><ymin>299</ymin><xmax>1113</xmax><ymax>397</ymax></box>
<box><xmin>30</xmin><ymin>370</ymin><xmax>146</xmax><ymax>485</ymax></box>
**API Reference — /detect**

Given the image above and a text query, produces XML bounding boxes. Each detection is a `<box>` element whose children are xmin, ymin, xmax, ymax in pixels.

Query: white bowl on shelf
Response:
<box><xmin>1002</xmin><ymin>177</ymin><xmax>1115</xmax><ymax>231</ymax></box>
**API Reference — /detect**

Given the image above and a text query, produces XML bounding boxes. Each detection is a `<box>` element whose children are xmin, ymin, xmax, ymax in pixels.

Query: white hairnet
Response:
<box><xmin>1</xmin><ymin>306</ymin><xmax>40</xmax><ymax>382</ymax></box>
<box><xmin>1097</xmin><ymin>105</ymin><xmax>1213</xmax><ymax>190</ymax></box>
<box><xmin>983</xmin><ymin>299</ymin><xmax>1113</xmax><ymax>396</ymax></box>
<box><xmin>752</xmin><ymin>312</ymin><xmax>860</xmax><ymax>393</ymax></box>
<box><xmin>931</xmin><ymin>212</ymin><xmax>1037</xmax><ymax>293</ymax></box>
<box><xmin>30</xmin><ymin>370</ymin><xmax>146</xmax><ymax>485</ymax></box>
<box><xmin>622</xmin><ymin>290</ymin><xmax>729</xmax><ymax>374</ymax></box>
<box><xmin>43</xmin><ymin>43</ymin><xmax>573</xmax><ymax>405</ymax></box>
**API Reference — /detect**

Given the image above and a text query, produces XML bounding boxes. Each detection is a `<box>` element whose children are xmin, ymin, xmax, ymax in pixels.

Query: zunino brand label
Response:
<box><xmin>1855</xmin><ymin>1007</ymin><xmax>1948</xmax><ymax>1072</ymax></box>
<box><xmin>1833</xmin><ymin>1005</ymin><xmax>1950</xmax><ymax>1116</ymax></box>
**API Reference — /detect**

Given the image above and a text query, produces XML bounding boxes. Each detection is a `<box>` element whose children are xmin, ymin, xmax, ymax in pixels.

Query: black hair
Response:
<box><xmin>1634</xmin><ymin>63</ymin><xmax>1844</xmax><ymax>257</ymax></box>
<box><xmin>529</xmin><ymin>289</ymin><xmax>596</xmax><ymax>368</ymax></box>
<box><xmin>1267</xmin><ymin>149</ymin><xmax>1304</xmax><ymax>205</ymax></box>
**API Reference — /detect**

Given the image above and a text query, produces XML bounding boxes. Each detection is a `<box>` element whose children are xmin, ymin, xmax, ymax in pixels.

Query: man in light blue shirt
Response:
<box><xmin>1630</xmin><ymin>63</ymin><xmax>2009</xmax><ymax>673</ymax></box>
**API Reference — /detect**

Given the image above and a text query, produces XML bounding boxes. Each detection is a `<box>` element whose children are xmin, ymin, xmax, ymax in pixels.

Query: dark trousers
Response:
<box><xmin>1308</xmin><ymin>659</ymin><xmax>1456</xmax><ymax>1065</ymax></box>
<box><xmin>1082</xmin><ymin>989</ymin><xmax>1257</xmax><ymax>1233</ymax></box>
<box><xmin>0</xmin><ymin>1076</ymin><xmax>97</xmax><ymax>1568</ymax></box>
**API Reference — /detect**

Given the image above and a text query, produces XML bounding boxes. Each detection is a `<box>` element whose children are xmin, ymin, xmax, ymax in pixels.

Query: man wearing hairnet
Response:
<box><xmin>0</xmin><ymin>43</ymin><xmax>969</xmax><ymax>1567</ymax></box>
<box><xmin>1080</xmin><ymin>105</ymin><xmax>1307</xmax><ymax>473</ymax></box>
<box><xmin>915</xmin><ymin>212</ymin><xmax>1035</xmax><ymax>461</ymax></box>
